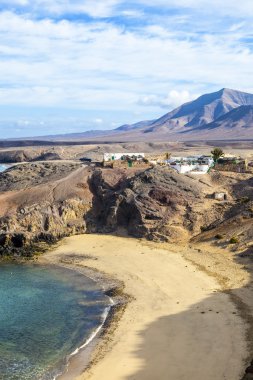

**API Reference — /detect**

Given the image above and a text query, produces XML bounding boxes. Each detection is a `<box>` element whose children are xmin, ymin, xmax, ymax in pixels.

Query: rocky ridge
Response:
<box><xmin>31</xmin><ymin>88</ymin><xmax>253</xmax><ymax>142</ymax></box>
<box><xmin>1</xmin><ymin>162</ymin><xmax>250</xmax><ymax>256</ymax></box>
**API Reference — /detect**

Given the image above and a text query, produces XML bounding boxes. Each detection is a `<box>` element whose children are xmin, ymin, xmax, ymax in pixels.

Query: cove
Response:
<box><xmin>0</xmin><ymin>263</ymin><xmax>110</xmax><ymax>380</ymax></box>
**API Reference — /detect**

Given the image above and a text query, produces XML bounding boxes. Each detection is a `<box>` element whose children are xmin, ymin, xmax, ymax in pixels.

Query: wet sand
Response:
<box><xmin>43</xmin><ymin>234</ymin><xmax>249</xmax><ymax>380</ymax></box>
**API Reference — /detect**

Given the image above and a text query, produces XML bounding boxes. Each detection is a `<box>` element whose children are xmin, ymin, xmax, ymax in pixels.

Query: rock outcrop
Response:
<box><xmin>0</xmin><ymin>162</ymin><xmax>252</xmax><ymax>256</ymax></box>
<box><xmin>0</xmin><ymin>162</ymin><xmax>93</xmax><ymax>255</ymax></box>
<box><xmin>86</xmin><ymin>167</ymin><xmax>214</xmax><ymax>241</ymax></box>
<box><xmin>0</xmin><ymin>150</ymin><xmax>30</xmax><ymax>163</ymax></box>
<box><xmin>193</xmin><ymin>173</ymin><xmax>253</xmax><ymax>251</ymax></box>
<box><xmin>0</xmin><ymin>148</ymin><xmax>61</xmax><ymax>163</ymax></box>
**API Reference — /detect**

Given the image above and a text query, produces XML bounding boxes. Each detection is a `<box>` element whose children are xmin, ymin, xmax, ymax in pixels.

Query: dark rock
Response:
<box><xmin>246</xmin><ymin>365</ymin><xmax>253</xmax><ymax>374</ymax></box>
<box><xmin>0</xmin><ymin>150</ymin><xmax>29</xmax><ymax>163</ymax></box>
<box><xmin>0</xmin><ymin>164</ymin><xmax>248</xmax><ymax>256</ymax></box>
<box><xmin>0</xmin><ymin>234</ymin><xmax>7</xmax><ymax>247</ymax></box>
<box><xmin>34</xmin><ymin>152</ymin><xmax>61</xmax><ymax>161</ymax></box>
<box><xmin>11</xmin><ymin>234</ymin><xmax>26</xmax><ymax>248</ymax></box>
<box><xmin>242</xmin><ymin>374</ymin><xmax>253</xmax><ymax>380</ymax></box>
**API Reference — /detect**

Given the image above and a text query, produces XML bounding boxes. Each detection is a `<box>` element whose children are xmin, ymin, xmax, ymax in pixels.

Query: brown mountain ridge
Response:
<box><xmin>13</xmin><ymin>88</ymin><xmax>253</xmax><ymax>142</ymax></box>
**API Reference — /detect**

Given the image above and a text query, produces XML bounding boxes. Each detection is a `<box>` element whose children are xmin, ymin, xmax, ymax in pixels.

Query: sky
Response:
<box><xmin>0</xmin><ymin>0</ymin><xmax>253</xmax><ymax>138</ymax></box>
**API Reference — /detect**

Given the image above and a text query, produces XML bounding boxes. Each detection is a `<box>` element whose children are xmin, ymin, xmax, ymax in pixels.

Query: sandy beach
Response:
<box><xmin>43</xmin><ymin>234</ymin><xmax>250</xmax><ymax>380</ymax></box>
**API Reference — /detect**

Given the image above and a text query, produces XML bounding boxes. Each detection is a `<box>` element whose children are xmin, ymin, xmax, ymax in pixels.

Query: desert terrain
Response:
<box><xmin>0</xmin><ymin>140</ymin><xmax>253</xmax><ymax>164</ymax></box>
<box><xmin>0</xmin><ymin>140</ymin><xmax>253</xmax><ymax>380</ymax></box>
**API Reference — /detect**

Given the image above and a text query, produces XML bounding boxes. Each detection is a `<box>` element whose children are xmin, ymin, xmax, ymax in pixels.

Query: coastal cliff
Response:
<box><xmin>0</xmin><ymin>162</ymin><xmax>252</xmax><ymax>256</ymax></box>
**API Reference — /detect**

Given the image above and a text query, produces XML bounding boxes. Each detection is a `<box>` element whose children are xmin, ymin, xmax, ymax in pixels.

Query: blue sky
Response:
<box><xmin>0</xmin><ymin>0</ymin><xmax>253</xmax><ymax>138</ymax></box>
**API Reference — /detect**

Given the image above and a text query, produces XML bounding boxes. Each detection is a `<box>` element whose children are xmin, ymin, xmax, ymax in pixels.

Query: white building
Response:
<box><xmin>103</xmin><ymin>153</ymin><xmax>145</xmax><ymax>162</ymax></box>
<box><xmin>168</xmin><ymin>155</ymin><xmax>214</xmax><ymax>175</ymax></box>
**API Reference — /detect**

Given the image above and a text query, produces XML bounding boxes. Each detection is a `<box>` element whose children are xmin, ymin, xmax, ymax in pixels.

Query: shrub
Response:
<box><xmin>229</xmin><ymin>236</ymin><xmax>239</xmax><ymax>244</ymax></box>
<box><xmin>240</xmin><ymin>197</ymin><xmax>250</xmax><ymax>204</ymax></box>
<box><xmin>211</xmin><ymin>148</ymin><xmax>224</xmax><ymax>161</ymax></box>
<box><xmin>215</xmin><ymin>234</ymin><xmax>224</xmax><ymax>240</ymax></box>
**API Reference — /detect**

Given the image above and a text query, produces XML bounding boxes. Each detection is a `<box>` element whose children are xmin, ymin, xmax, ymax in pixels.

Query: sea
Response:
<box><xmin>0</xmin><ymin>164</ymin><xmax>8</xmax><ymax>172</ymax></box>
<box><xmin>0</xmin><ymin>263</ymin><xmax>110</xmax><ymax>380</ymax></box>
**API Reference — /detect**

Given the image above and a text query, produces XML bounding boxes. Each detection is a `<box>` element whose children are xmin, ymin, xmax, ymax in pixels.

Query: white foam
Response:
<box><xmin>53</xmin><ymin>270</ymin><xmax>115</xmax><ymax>380</ymax></box>
<box><xmin>53</xmin><ymin>303</ymin><xmax>113</xmax><ymax>380</ymax></box>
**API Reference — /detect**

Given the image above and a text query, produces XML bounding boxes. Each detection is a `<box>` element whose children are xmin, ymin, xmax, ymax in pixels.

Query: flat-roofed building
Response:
<box><xmin>103</xmin><ymin>153</ymin><xmax>145</xmax><ymax>162</ymax></box>
<box><xmin>168</xmin><ymin>155</ymin><xmax>214</xmax><ymax>174</ymax></box>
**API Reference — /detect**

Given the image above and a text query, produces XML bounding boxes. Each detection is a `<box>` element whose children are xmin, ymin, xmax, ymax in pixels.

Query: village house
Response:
<box><xmin>103</xmin><ymin>153</ymin><xmax>145</xmax><ymax>162</ymax></box>
<box><xmin>103</xmin><ymin>152</ymin><xmax>148</xmax><ymax>168</ymax></box>
<box><xmin>214</xmin><ymin>157</ymin><xmax>249</xmax><ymax>173</ymax></box>
<box><xmin>213</xmin><ymin>192</ymin><xmax>227</xmax><ymax>201</ymax></box>
<box><xmin>168</xmin><ymin>155</ymin><xmax>214</xmax><ymax>174</ymax></box>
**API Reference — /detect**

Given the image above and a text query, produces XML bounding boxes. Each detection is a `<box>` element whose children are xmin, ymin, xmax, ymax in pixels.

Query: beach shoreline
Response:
<box><xmin>39</xmin><ymin>234</ymin><xmax>252</xmax><ymax>380</ymax></box>
<box><xmin>39</xmin><ymin>247</ymin><xmax>129</xmax><ymax>380</ymax></box>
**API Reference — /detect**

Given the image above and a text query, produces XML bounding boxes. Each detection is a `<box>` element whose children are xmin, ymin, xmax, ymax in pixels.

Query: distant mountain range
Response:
<box><xmin>29</xmin><ymin>88</ymin><xmax>253</xmax><ymax>141</ymax></box>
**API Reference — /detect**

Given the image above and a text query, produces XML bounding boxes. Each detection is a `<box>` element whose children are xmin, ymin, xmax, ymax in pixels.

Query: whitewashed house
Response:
<box><xmin>168</xmin><ymin>155</ymin><xmax>214</xmax><ymax>174</ymax></box>
<box><xmin>169</xmin><ymin>161</ymin><xmax>197</xmax><ymax>174</ymax></box>
<box><xmin>103</xmin><ymin>153</ymin><xmax>145</xmax><ymax>162</ymax></box>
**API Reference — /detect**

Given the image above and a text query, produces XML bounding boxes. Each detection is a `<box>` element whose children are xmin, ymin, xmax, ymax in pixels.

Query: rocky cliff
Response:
<box><xmin>86</xmin><ymin>167</ymin><xmax>223</xmax><ymax>242</ymax></box>
<box><xmin>0</xmin><ymin>162</ymin><xmax>93</xmax><ymax>255</ymax></box>
<box><xmin>0</xmin><ymin>162</ymin><xmax>240</xmax><ymax>256</ymax></box>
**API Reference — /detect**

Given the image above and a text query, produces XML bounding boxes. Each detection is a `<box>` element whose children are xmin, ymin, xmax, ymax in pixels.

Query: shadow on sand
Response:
<box><xmin>122</xmin><ymin>250</ymin><xmax>253</xmax><ymax>380</ymax></box>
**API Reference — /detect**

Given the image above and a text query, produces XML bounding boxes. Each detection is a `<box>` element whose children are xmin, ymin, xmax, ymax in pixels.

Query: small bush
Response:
<box><xmin>229</xmin><ymin>236</ymin><xmax>239</xmax><ymax>244</ymax></box>
<box><xmin>215</xmin><ymin>234</ymin><xmax>224</xmax><ymax>240</ymax></box>
<box><xmin>240</xmin><ymin>197</ymin><xmax>250</xmax><ymax>204</ymax></box>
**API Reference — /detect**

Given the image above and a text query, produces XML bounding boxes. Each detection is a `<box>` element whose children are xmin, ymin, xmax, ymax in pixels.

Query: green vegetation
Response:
<box><xmin>211</xmin><ymin>147</ymin><xmax>224</xmax><ymax>161</ymax></box>
<box><xmin>215</xmin><ymin>234</ymin><xmax>224</xmax><ymax>240</ymax></box>
<box><xmin>239</xmin><ymin>196</ymin><xmax>250</xmax><ymax>204</ymax></box>
<box><xmin>229</xmin><ymin>236</ymin><xmax>239</xmax><ymax>244</ymax></box>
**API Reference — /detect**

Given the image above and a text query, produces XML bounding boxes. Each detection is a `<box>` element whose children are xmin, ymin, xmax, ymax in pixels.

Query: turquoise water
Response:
<box><xmin>0</xmin><ymin>264</ymin><xmax>110</xmax><ymax>380</ymax></box>
<box><xmin>0</xmin><ymin>164</ymin><xmax>8</xmax><ymax>172</ymax></box>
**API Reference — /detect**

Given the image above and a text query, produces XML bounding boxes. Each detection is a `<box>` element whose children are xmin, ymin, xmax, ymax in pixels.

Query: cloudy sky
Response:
<box><xmin>0</xmin><ymin>0</ymin><xmax>252</xmax><ymax>137</ymax></box>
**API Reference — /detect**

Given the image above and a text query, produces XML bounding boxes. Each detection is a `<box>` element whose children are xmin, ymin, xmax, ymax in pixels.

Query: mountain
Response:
<box><xmin>180</xmin><ymin>105</ymin><xmax>253</xmax><ymax>140</ymax></box>
<box><xmin>200</xmin><ymin>105</ymin><xmax>253</xmax><ymax>130</ymax></box>
<box><xmin>107</xmin><ymin>88</ymin><xmax>253</xmax><ymax>141</ymax></box>
<box><xmin>116</xmin><ymin>88</ymin><xmax>253</xmax><ymax>134</ymax></box>
<box><xmin>15</xmin><ymin>88</ymin><xmax>253</xmax><ymax>142</ymax></box>
<box><xmin>115</xmin><ymin>120</ymin><xmax>155</xmax><ymax>132</ymax></box>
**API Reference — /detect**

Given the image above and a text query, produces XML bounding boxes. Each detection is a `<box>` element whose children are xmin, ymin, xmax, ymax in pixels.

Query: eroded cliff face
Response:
<box><xmin>0</xmin><ymin>163</ymin><xmax>93</xmax><ymax>255</ymax></box>
<box><xmin>193</xmin><ymin>173</ymin><xmax>253</xmax><ymax>252</ymax></box>
<box><xmin>86</xmin><ymin>167</ymin><xmax>232</xmax><ymax>242</ymax></box>
<box><xmin>0</xmin><ymin>162</ymin><xmax>251</xmax><ymax>256</ymax></box>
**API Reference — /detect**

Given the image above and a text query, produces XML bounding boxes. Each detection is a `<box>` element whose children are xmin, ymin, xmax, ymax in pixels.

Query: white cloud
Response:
<box><xmin>93</xmin><ymin>118</ymin><xmax>103</xmax><ymax>124</ymax></box>
<box><xmin>137</xmin><ymin>0</ymin><xmax>253</xmax><ymax>18</ymax></box>
<box><xmin>138</xmin><ymin>91</ymin><xmax>196</xmax><ymax>109</ymax></box>
<box><xmin>3</xmin><ymin>0</ymin><xmax>253</xmax><ymax>19</ymax></box>
<box><xmin>0</xmin><ymin>5</ymin><xmax>253</xmax><ymax>137</ymax></box>
<box><xmin>228</xmin><ymin>22</ymin><xmax>246</xmax><ymax>32</ymax></box>
<box><xmin>0</xmin><ymin>10</ymin><xmax>252</xmax><ymax>112</ymax></box>
<box><xmin>1</xmin><ymin>0</ymin><xmax>123</xmax><ymax>18</ymax></box>
<box><xmin>16</xmin><ymin>119</ymin><xmax>30</xmax><ymax>126</ymax></box>
<box><xmin>47</xmin><ymin>0</ymin><xmax>121</xmax><ymax>18</ymax></box>
<box><xmin>2</xmin><ymin>0</ymin><xmax>29</xmax><ymax>4</ymax></box>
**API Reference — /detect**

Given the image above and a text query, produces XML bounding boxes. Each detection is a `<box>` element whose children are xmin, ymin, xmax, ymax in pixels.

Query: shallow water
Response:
<box><xmin>0</xmin><ymin>164</ymin><xmax>8</xmax><ymax>172</ymax></box>
<box><xmin>0</xmin><ymin>263</ymin><xmax>109</xmax><ymax>380</ymax></box>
